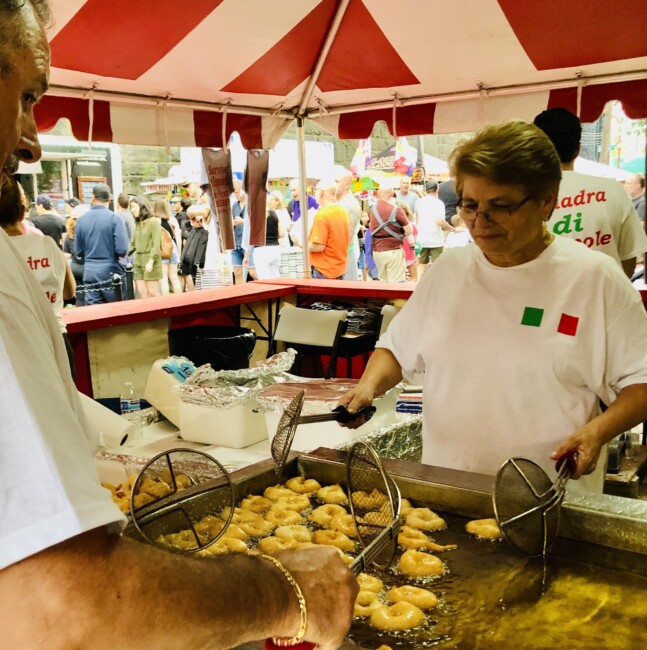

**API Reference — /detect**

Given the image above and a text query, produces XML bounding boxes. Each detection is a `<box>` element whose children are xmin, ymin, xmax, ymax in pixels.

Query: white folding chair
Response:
<box><xmin>273</xmin><ymin>304</ymin><xmax>347</xmax><ymax>378</ymax></box>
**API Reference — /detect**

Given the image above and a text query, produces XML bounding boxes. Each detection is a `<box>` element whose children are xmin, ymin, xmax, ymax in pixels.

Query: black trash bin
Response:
<box><xmin>168</xmin><ymin>325</ymin><xmax>256</xmax><ymax>371</ymax></box>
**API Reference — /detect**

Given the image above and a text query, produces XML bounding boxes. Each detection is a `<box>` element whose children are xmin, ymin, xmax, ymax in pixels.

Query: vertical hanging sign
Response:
<box><xmin>202</xmin><ymin>147</ymin><xmax>235</xmax><ymax>251</ymax></box>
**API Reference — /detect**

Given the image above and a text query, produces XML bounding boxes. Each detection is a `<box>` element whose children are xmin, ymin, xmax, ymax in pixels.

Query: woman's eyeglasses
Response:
<box><xmin>458</xmin><ymin>195</ymin><xmax>532</xmax><ymax>225</ymax></box>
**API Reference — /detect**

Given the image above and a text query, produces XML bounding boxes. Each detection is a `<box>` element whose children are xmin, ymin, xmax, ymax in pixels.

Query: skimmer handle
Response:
<box><xmin>554</xmin><ymin>448</ymin><xmax>578</xmax><ymax>476</ymax></box>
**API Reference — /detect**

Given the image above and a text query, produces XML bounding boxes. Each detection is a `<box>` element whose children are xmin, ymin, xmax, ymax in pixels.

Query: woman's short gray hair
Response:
<box><xmin>450</xmin><ymin>121</ymin><xmax>562</xmax><ymax>199</ymax></box>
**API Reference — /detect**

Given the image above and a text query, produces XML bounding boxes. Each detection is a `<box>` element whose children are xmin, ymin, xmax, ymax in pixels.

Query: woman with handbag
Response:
<box><xmin>153</xmin><ymin>199</ymin><xmax>182</xmax><ymax>295</ymax></box>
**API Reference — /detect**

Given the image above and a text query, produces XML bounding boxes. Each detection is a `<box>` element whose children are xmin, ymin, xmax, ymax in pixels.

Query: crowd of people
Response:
<box><xmin>7</xmin><ymin>111</ymin><xmax>645</xmax><ymax>311</ymax></box>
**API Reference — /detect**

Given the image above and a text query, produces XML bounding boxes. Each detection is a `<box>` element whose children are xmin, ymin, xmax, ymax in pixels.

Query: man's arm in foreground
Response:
<box><xmin>0</xmin><ymin>528</ymin><xmax>357</xmax><ymax>650</ymax></box>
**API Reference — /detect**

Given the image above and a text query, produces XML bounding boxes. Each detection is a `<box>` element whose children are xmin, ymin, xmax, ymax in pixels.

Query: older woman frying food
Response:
<box><xmin>340</xmin><ymin>121</ymin><xmax>647</xmax><ymax>491</ymax></box>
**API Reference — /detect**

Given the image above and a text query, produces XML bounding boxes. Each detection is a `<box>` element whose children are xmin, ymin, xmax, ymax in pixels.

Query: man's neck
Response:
<box><xmin>561</xmin><ymin>161</ymin><xmax>575</xmax><ymax>171</ymax></box>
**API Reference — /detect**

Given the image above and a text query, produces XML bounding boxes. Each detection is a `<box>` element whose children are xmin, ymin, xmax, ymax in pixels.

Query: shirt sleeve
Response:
<box><xmin>0</xmin><ymin>238</ymin><xmax>125</xmax><ymax>570</ymax></box>
<box><xmin>114</xmin><ymin>215</ymin><xmax>130</xmax><ymax>258</ymax></box>
<box><xmin>148</xmin><ymin>218</ymin><xmax>162</xmax><ymax>263</ymax></box>
<box><xmin>309</xmin><ymin>211</ymin><xmax>329</xmax><ymax>246</ymax></box>
<box><xmin>376</xmin><ymin>270</ymin><xmax>432</xmax><ymax>380</ymax></box>
<box><xmin>616</xmin><ymin>186</ymin><xmax>647</xmax><ymax>260</ymax></box>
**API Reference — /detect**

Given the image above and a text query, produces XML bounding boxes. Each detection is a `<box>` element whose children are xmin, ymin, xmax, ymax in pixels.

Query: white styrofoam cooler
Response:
<box><xmin>264</xmin><ymin>387</ymin><xmax>400</xmax><ymax>452</ymax></box>
<box><xmin>178</xmin><ymin>394</ymin><xmax>268</xmax><ymax>448</ymax></box>
<box><xmin>144</xmin><ymin>359</ymin><xmax>184</xmax><ymax>427</ymax></box>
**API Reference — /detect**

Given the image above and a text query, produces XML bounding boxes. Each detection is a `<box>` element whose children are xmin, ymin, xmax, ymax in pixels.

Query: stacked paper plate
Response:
<box><xmin>396</xmin><ymin>386</ymin><xmax>423</xmax><ymax>416</ymax></box>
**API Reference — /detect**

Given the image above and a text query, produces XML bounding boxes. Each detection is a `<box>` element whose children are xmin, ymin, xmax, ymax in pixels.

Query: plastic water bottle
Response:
<box><xmin>120</xmin><ymin>381</ymin><xmax>142</xmax><ymax>445</ymax></box>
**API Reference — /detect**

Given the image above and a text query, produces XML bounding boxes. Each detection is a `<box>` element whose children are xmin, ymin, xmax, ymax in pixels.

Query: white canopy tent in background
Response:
<box><xmin>37</xmin><ymin>0</ymin><xmax>647</xmax><ymax>271</ymax></box>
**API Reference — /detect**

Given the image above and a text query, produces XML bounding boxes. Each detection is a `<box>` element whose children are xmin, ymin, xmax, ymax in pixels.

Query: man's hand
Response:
<box><xmin>233</xmin><ymin>216</ymin><xmax>244</xmax><ymax>226</ymax></box>
<box><xmin>276</xmin><ymin>547</ymin><xmax>358</xmax><ymax>650</ymax></box>
<box><xmin>145</xmin><ymin>259</ymin><xmax>154</xmax><ymax>274</ymax></box>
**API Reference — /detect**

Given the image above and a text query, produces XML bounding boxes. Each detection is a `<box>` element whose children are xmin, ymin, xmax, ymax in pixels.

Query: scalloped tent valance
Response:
<box><xmin>37</xmin><ymin>0</ymin><xmax>647</xmax><ymax>147</ymax></box>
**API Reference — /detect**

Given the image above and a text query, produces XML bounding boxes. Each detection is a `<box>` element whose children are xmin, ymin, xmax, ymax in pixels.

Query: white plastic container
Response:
<box><xmin>144</xmin><ymin>359</ymin><xmax>185</xmax><ymax>427</ymax></box>
<box><xmin>264</xmin><ymin>387</ymin><xmax>400</xmax><ymax>453</ymax></box>
<box><xmin>178</xmin><ymin>394</ymin><xmax>268</xmax><ymax>448</ymax></box>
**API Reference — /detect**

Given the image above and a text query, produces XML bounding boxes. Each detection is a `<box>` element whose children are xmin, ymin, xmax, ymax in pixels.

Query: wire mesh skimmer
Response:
<box><xmin>493</xmin><ymin>451</ymin><xmax>576</xmax><ymax>558</ymax></box>
<box><xmin>266</xmin><ymin>440</ymin><xmax>402</xmax><ymax>650</ymax></box>
<box><xmin>130</xmin><ymin>448</ymin><xmax>235</xmax><ymax>553</ymax></box>
<box><xmin>271</xmin><ymin>389</ymin><xmax>376</xmax><ymax>474</ymax></box>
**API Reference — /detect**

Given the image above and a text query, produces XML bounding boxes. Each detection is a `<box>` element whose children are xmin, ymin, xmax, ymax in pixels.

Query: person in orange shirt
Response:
<box><xmin>309</xmin><ymin>179</ymin><xmax>350</xmax><ymax>279</ymax></box>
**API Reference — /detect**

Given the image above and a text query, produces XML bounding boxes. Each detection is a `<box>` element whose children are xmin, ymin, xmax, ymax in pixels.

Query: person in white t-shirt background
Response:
<box><xmin>415</xmin><ymin>181</ymin><xmax>453</xmax><ymax>277</ymax></box>
<box><xmin>443</xmin><ymin>214</ymin><xmax>472</xmax><ymax>250</ymax></box>
<box><xmin>0</xmin><ymin>177</ymin><xmax>76</xmax><ymax>376</ymax></box>
<box><xmin>339</xmin><ymin>120</ymin><xmax>647</xmax><ymax>493</ymax></box>
<box><xmin>534</xmin><ymin>107</ymin><xmax>647</xmax><ymax>278</ymax></box>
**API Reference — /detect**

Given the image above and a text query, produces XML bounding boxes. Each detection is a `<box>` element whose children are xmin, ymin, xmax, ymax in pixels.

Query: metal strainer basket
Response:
<box><xmin>493</xmin><ymin>454</ymin><xmax>574</xmax><ymax>558</ymax></box>
<box><xmin>130</xmin><ymin>448</ymin><xmax>235</xmax><ymax>553</ymax></box>
<box><xmin>270</xmin><ymin>389</ymin><xmax>376</xmax><ymax>474</ymax></box>
<box><xmin>266</xmin><ymin>440</ymin><xmax>402</xmax><ymax>650</ymax></box>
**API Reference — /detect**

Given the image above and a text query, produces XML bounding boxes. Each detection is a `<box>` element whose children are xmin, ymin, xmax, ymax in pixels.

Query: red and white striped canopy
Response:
<box><xmin>37</xmin><ymin>0</ymin><xmax>647</xmax><ymax>149</ymax></box>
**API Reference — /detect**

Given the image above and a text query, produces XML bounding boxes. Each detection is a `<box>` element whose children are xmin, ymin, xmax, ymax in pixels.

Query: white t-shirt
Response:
<box><xmin>443</xmin><ymin>228</ymin><xmax>472</xmax><ymax>249</ymax></box>
<box><xmin>548</xmin><ymin>170</ymin><xmax>647</xmax><ymax>267</ymax></box>
<box><xmin>10</xmin><ymin>232</ymin><xmax>68</xmax><ymax>333</ymax></box>
<box><xmin>0</xmin><ymin>229</ymin><xmax>125</xmax><ymax>570</ymax></box>
<box><xmin>338</xmin><ymin>193</ymin><xmax>361</xmax><ymax>253</ymax></box>
<box><xmin>275</xmin><ymin>208</ymin><xmax>292</xmax><ymax>248</ymax></box>
<box><xmin>415</xmin><ymin>195</ymin><xmax>446</xmax><ymax>248</ymax></box>
<box><xmin>378</xmin><ymin>237</ymin><xmax>647</xmax><ymax>492</ymax></box>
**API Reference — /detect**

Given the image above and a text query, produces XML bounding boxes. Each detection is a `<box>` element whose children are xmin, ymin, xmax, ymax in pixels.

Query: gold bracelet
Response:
<box><xmin>257</xmin><ymin>553</ymin><xmax>308</xmax><ymax>646</ymax></box>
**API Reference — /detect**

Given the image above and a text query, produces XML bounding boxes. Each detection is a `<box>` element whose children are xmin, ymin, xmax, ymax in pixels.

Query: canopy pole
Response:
<box><xmin>297</xmin><ymin>0</ymin><xmax>351</xmax><ymax>116</ymax></box>
<box><xmin>297</xmin><ymin>116</ymin><xmax>311</xmax><ymax>278</ymax></box>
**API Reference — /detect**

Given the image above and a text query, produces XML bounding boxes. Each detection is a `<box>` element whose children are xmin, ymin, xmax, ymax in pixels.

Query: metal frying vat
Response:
<box><xmin>124</xmin><ymin>447</ymin><xmax>647</xmax><ymax>649</ymax></box>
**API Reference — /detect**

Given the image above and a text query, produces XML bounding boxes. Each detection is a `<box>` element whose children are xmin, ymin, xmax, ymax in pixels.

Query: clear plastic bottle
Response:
<box><xmin>120</xmin><ymin>381</ymin><xmax>142</xmax><ymax>445</ymax></box>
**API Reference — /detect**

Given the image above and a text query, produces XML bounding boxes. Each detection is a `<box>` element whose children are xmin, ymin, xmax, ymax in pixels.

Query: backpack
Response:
<box><xmin>161</xmin><ymin>227</ymin><xmax>173</xmax><ymax>260</ymax></box>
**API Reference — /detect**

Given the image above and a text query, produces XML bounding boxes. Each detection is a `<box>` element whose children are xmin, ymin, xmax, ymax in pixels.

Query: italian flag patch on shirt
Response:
<box><xmin>521</xmin><ymin>306</ymin><xmax>579</xmax><ymax>336</ymax></box>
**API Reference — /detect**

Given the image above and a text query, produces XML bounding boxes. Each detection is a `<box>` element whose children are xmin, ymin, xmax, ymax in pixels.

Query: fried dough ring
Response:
<box><xmin>316</xmin><ymin>485</ymin><xmax>348</xmax><ymax>504</ymax></box>
<box><xmin>406</xmin><ymin>508</ymin><xmax>447</xmax><ymax>531</ymax></box>
<box><xmin>357</xmin><ymin>573</ymin><xmax>384</xmax><ymax>593</ymax></box>
<box><xmin>274</xmin><ymin>525</ymin><xmax>312</xmax><ymax>544</ymax></box>
<box><xmin>388</xmin><ymin>585</ymin><xmax>439</xmax><ymax>610</ymax></box>
<box><xmin>312</xmin><ymin>529</ymin><xmax>355</xmax><ymax>552</ymax></box>
<box><xmin>239</xmin><ymin>518</ymin><xmax>275</xmax><ymax>537</ymax></box>
<box><xmin>398</xmin><ymin>526</ymin><xmax>456</xmax><ymax>552</ymax></box>
<box><xmin>329</xmin><ymin>513</ymin><xmax>358</xmax><ymax>538</ymax></box>
<box><xmin>399</xmin><ymin>549</ymin><xmax>446</xmax><ymax>578</ymax></box>
<box><xmin>240</xmin><ymin>495</ymin><xmax>273</xmax><ymax>514</ymax></box>
<box><xmin>265</xmin><ymin>506</ymin><xmax>305</xmax><ymax>526</ymax></box>
<box><xmin>194</xmin><ymin>515</ymin><xmax>225</xmax><ymax>539</ymax></box>
<box><xmin>258</xmin><ymin>536</ymin><xmax>297</xmax><ymax>554</ymax></box>
<box><xmin>222</xmin><ymin>507</ymin><xmax>263</xmax><ymax>525</ymax></box>
<box><xmin>309</xmin><ymin>504</ymin><xmax>347</xmax><ymax>527</ymax></box>
<box><xmin>465</xmin><ymin>518</ymin><xmax>503</xmax><ymax>540</ymax></box>
<box><xmin>222</xmin><ymin>524</ymin><xmax>248</xmax><ymax>541</ymax></box>
<box><xmin>370</xmin><ymin>601</ymin><xmax>426</xmax><ymax>631</ymax></box>
<box><xmin>381</xmin><ymin>497</ymin><xmax>413</xmax><ymax>517</ymax></box>
<box><xmin>200</xmin><ymin>537</ymin><xmax>249</xmax><ymax>556</ymax></box>
<box><xmin>354</xmin><ymin>590</ymin><xmax>382</xmax><ymax>618</ymax></box>
<box><xmin>285</xmin><ymin>477</ymin><xmax>321</xmax><ymax>494</ymax></box>
<box><xmin>272</xmin><ymin>494</ymin><xmax>311</xmax><ymax>512</ymax></box>
<box><xmin>264</xmin><ymin>484</ymin><xmax>298</xmax><ymax>501</ymax></box>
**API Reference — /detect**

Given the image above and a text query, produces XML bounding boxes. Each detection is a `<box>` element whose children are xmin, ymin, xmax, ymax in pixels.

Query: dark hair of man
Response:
<box><xmin>117</xmin><ymin>192</ymin><xmax>130</xmax><ymax>210</ymax></box>
<box><xmin>533</xmin><ymin>108</ymin><xmax>582</xmax><ymax>164</ymax></box>
<box><xmin>0</xmin><ymin>177</ymin><xmax>25</xmax><ymax>226</ymax></box>
<box><xmin>180</xmin><ymin>197</ymin><xmax>194</xmax><ymax>211</ymax></box>
<box><xmin>0</xmin><ymin>1</ymin><xmax>52</xmax><ymax>77</ymax></box>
